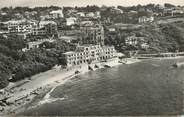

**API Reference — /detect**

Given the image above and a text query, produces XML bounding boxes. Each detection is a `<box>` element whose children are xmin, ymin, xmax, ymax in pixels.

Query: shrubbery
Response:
<box><xmin>0</xmin><ymin>34</ymin><xmax>74</xmax><ymax>89</ymax></box>
<box><xmin>105</xmin><ymin>22</ymin><xmax>184</xmax><ymax>53</ymax></box>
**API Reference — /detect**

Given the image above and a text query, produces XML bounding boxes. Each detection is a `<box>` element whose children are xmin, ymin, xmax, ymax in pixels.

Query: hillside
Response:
<box><xmin>1</xmin><ymin>18</ymin><xmax>184</xmax><ymax>89</ymax></box>
<box><xmin>0</xmin><ymin>35</ymin><xmax>74</xmax><ymax>89</ymax></box>
<box><xmin>142</xmin><ymin>21</ymin><xmax>184</xmax><ymax>52</ymax></box>
<box><xmin>106</xmin><ymin>20</ymin><xmax>184</xmax><ymax>54</ymax></box>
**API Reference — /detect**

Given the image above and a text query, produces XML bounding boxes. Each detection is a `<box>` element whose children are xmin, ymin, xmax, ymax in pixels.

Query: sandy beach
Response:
<box><xmin>0</xmin><ymin>63</ymin><xmax>89</xmax><ymax>115</ymax></box>
<box><xmin>1</xmin><ymin>55</ymin><xmax>183</xmax><ymax>115</ymax></box>
<box><xmin>0</xmin><ymin>57</ymin><xmax>126</xmax><ymax>115</ymax></box>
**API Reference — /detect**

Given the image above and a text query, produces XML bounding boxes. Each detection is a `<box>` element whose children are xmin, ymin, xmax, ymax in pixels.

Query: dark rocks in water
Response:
<box><xmin>88</xmin><ymin>66</ymin><xmax>94</xmax><ymax>71</ymax></box>
<box><xmin>94</xmin><ymin>64</ymin><xmax>99</xmax><ymax>68</ymax></box>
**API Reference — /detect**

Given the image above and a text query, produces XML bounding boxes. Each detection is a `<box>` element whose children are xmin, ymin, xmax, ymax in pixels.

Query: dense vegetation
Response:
<box><xmin>0</xmin><ymin>35</ymin><xmax>74</xmax><ymax>89</ymax></box>
<box><xmin>105</xmin><ymin>21</ymin><xmax>184</xmax><ymax>54</ymax></box>
<box><xmin>2</xmin><ymin>21</ymin><xmax>183</xmax><ymax>89</ymax></box>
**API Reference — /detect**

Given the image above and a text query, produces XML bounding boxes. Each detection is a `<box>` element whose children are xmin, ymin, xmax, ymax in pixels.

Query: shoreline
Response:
<box><xmin>1</xmin><ymin>56</ymin><xmax>182</xmax><ymax>115</ymax></box>
<box><xmin>0</xmin><ymin>65</ymin><xmax>82</xmax><ymax>115</ymax></box>
<box><xmin>19</xmin><ymin>56</ymin><xmax>184</xmax><ymax>116</ymax></box>
<box><xmin>0</xmin><ymin>57</ymin><xmax>125</xmax><ymax>115</ymax></box>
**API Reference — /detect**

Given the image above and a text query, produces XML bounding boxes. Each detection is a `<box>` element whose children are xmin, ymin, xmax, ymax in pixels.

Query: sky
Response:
<box><xmin>0</xmin><ymin>0</ymin><xmax>184</xmax><ymax>8</ymax></box>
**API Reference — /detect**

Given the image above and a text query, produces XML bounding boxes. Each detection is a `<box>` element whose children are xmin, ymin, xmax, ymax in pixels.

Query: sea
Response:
<box><xmin>20</xmin><ymin>59</ymin><xmax>184</xmax><ymax>116</ymax></box>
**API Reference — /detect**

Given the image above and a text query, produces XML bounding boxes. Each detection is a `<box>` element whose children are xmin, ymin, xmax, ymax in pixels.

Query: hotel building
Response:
<box><xmin>80</xmin><ymin>24</ymin><xmax>105</xmax><ymax>46</ymax></box>
<box><xmin>62</xmin><ymin>45</ymin><xmax>117</xmax><ymax>67</ymax></box>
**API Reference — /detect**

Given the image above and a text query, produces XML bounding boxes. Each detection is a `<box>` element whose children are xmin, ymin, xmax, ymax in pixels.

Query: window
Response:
<box><xmin>73</xmin><ymin>62</ymin><xmax>76</xmax><ymax>65</ymax></box>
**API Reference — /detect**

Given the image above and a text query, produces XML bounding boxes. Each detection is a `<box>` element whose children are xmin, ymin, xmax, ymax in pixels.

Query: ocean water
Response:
<box><xmin>20</xmin><ymin>59</ymin><xmax>184</xmax><ymax>116</ymax></box>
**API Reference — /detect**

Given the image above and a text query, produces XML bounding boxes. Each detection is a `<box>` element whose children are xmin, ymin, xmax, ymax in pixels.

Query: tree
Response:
<box><xmin>0</xmin><ymin>72</ymin><xmax>9</xmax><ymax>89</ymax></box>
<box><xmin>164</xmin><ymin>3</ymin><xmax>175</xmax><ymax>8</ymax></box>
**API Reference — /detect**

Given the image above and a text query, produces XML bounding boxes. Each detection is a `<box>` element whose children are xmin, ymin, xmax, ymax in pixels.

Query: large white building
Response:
<box><xmin>6</xmin><ymin>20</ymin><xmax>37</xmax><ymax>33</ymax></box>
<box><xmin>138</xmin><ymin>16</ymin><xmax>154</xmax><ymax>23</ymax></box>
<box><xmin>62</xmin><ymin>45</ymin><xmax>117</xmax><ymax>67</ymax></box>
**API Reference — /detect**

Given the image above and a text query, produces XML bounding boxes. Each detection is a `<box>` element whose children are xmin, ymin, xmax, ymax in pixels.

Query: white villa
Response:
<box><xmin>50</xmin><ymin>10</ymin><xmax>64</xmax><ymax>19</ymax></box>
<box><xmin>138</xmin><ymin>16</ymin><xmax>154</xmax><ymax>23</ymax></box>
<box><xmin>66</xmin><ymin>17</ymin><xmax>77</xmax><ymax>26</ymax></box>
